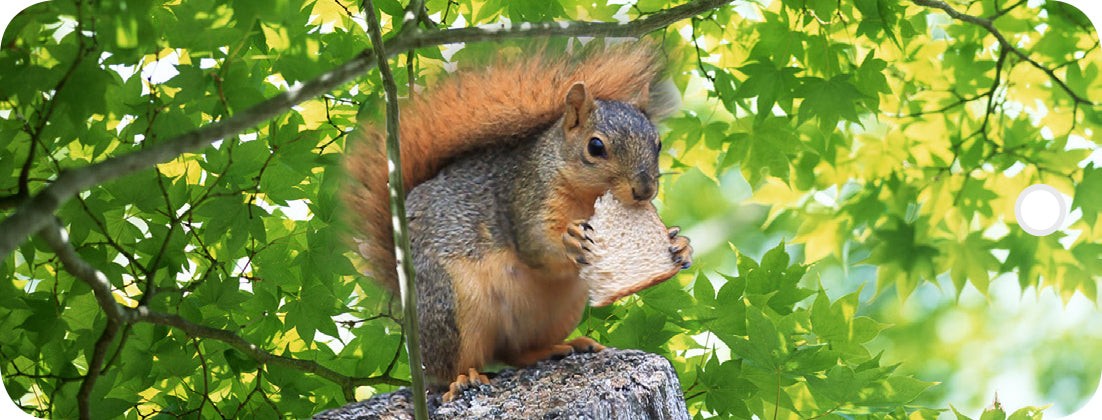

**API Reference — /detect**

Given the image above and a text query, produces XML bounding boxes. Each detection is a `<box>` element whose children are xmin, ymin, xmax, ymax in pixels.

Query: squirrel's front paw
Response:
<box><xmin>563</xmin><ymin>219</ymin><xmax>595</xmax><ymax>265</ymax></box>
<box><xmin>668</xmin><ymin>226</ymin><xmax>693</xmax><ymax>270</ymax></box>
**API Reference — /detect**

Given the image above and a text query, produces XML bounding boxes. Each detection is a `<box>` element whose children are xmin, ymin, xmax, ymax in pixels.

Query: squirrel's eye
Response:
<box><xmin>587</xmin><ymin>138</ymin><xmax>607</xmax><ymax>158</ymax></box>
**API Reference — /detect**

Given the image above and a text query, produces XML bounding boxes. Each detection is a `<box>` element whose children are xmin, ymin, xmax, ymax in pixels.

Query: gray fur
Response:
<box><xmin>406</xmin><ymin>140</ymin><xmax>529</xmax><ymax>382</ymax></box>
<box><xmin>410</xmin><ymin>252</ymin><xmax>460</xmax><ymax>382</ymax></box>
<box><xmin>407</xmin><ymin>142</ymin><xmax>523</xmax><ymax>381</ymax></box>
<box><xmin>403</xmin><ymin>98</ymin><xmax>661</xmax><ymax>381</ymax></box>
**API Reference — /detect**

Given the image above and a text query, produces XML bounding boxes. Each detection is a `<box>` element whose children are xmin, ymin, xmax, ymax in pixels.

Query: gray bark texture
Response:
<box><xmin>313</xmin><ymin>348</ymin><xmax>690</xmax><ymax>419</ymax></box>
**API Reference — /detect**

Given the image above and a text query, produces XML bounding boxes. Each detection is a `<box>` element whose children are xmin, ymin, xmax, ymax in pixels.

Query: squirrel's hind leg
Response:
<box><xmin>503</xmin><ymin>337</ymin><xmax>606</xmax><ymax>368</ymax></box>
<box><xmin>441</xmin><ymin>367</ymin><xmax>491</xmax><ymax>403</ymax></box>
<box><xmin>566</xmin><ymin>336</ymin><xmax>606</xmax><ymax>353</ymax></box>
<box><xmin>503</xmin><ymin>343</ymin><xmax>575</xmax><ymax>367</ymax></box>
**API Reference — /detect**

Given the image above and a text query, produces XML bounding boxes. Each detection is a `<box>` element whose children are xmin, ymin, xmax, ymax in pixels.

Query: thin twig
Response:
<box><xmin>891</xmin><ymin>90</ymin><xmax>990</xmax><ymax>118</ymax></box>
<box><xmin>19</xmin><ymin>0</ymin><xmax>94</xmax><ymax>201</ymax></box>
<box><xmin>988</xmin><ymin>0</ymin><xmax>1028</xmax><ymax>20</ymax></box>
<box><xmin>912</xmin><ymin>0</ymin><xmax>1093</xmax><ymax>106</ymax></box>
<box><xmin>192</xmin><ymin>339</ymin><xmax>228</xmax><ymax>419</ymax></box>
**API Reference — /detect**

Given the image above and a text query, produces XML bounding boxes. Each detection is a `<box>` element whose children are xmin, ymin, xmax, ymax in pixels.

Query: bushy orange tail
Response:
<box><xmin>343</xmin><ymin>43</ymin><xmax>665</xmax><ymax>291</ymax></box>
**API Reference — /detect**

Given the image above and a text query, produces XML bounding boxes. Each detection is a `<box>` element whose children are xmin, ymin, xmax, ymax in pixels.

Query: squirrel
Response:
<box><xmin>343</xmin><ymin>42</ymin><xmax>693</xmax><ymax>402</ymax></box>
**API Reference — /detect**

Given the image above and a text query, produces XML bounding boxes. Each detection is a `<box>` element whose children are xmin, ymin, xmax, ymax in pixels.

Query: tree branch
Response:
<box><xmin>77</xmin><ymin>320</ymin><xmax>119</xmax><ymax>420</ymax></box>
<box><xmin>37</xmin><ymin>220</ymin><xmax>409</xmax><ymax>404</ymax></box>
<box><xmin>364</xmin><ymin>0</ymin><xmax>429</xmax><ymax>416</ymax></box>
<box><xmin>38</xmin><ymin>219</ymin><xmax>131</xmax><ymax>323</ymax></box>
<box><xmin>912</xmin><ymin>0</ymin><xmax>1093</xmax><ymax>106</ymax></box>
<box><xmin>0</xmin><ymin>46</ymin><xmax>377</xmax><ymax>257</ymax></box>
<box><xmin>132</xmin><ymin>309</ymin><xmax>409</xmax><ymax>387</ymax></box>
<box><xmin>0</xmin><ymin>0</ymin><xmax>732</xmax><ymax>260</ymax></box>
<box><xmin>394</xmin><ymin>0</ymin><xmax>730</xmax><ymax>50</ymax></box>
<box><xmin>401</xmin><ymin>0</ymin><xmax>427</xmax><ymax>30</ymax></box>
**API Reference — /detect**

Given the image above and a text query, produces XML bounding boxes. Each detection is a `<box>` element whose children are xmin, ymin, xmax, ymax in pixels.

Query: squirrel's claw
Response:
<box><xmin>668</xmin><ymin>228</ymin><xmax>693</xmax><ymax>270</ymax></box>
<box><xmin>442</xmin><ymin>368</ymin><xmax>491</xmax><ymax>403</ymax></box>
<box><xmin>563</xmin><ymin>220</ymin><xmax>596</xmax><ymax>265</ymax></box>
<box><xmin>468</xmin><ymin>368</ymin><xmax>490</xmax><ymax>385</ymax></box>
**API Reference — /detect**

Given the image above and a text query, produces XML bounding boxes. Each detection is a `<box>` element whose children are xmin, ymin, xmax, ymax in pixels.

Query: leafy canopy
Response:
<box><xmin>1</xmin><ymin>0</ymin><xmax>1099</xmax><ymax>418</ymax></box>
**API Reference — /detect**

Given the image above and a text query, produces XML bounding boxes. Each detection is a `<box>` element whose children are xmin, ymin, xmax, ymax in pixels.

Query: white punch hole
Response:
<box><xmin>1014</xmin><ymin>184</ymin><xmax>1067</xmax><ymax>236</ymax></box>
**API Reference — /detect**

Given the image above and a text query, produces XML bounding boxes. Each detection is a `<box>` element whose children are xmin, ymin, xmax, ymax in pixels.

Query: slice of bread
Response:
<box><xmin>580</xmin><ymin>192</ymin><xmax>685</xmax><ymax>307</ymax></box>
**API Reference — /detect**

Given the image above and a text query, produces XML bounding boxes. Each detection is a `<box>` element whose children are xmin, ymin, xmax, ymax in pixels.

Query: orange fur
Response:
<box><xmin>446</xmin><ymin>250</ymin><xmax>589</xmax><ymax>378</ymax></box>
<box><xmin>344</xmin><ymin>44</ymin><xmax>663</xmax><ymax>290</ymax></box>
<box><xmin>544</xmin><ymin>182</ymin><xmax>603</xmax><ymax>259</ymax></box>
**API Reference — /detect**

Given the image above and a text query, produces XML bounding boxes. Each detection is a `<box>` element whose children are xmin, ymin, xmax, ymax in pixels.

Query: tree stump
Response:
<box><xmin>313</xmin><ymin>348</ymin><xmax>690</xmax><ymax>419</ymax></box>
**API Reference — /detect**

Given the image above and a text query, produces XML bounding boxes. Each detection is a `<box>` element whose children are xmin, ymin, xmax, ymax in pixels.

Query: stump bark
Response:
<box><xmin>313</xmin><ymin>348</ymin><xmax>689</xmax><ymax>419</ymax></box>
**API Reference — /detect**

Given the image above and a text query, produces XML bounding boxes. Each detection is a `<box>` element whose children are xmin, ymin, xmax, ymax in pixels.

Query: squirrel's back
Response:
<box><xmin>344</xmin><ymin>43</ymin><xmax>668</xmax><ymax>290</ymax></box>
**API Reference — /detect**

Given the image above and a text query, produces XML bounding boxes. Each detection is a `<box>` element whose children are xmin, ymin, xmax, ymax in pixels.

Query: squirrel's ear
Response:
<box><xmin>642</xmin><ymin>79</ymin><xmax>681</xmax><ymax>123</ymax></box>
<box><xmin>564</xmin><ymin>82</ymin><xmax>594</xmax><ymax>131</ymax></box>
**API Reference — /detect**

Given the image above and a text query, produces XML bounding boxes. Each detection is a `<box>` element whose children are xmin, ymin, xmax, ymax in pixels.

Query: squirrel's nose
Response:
<box><xmin>630</xmin><ymin>176</ymin><xmax>657</xmax><ymax>202</ymax></box>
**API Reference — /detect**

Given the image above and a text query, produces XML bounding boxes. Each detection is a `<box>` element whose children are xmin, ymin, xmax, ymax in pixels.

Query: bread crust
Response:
<box><xmin>581</xmin><ymin>192</ymin><xmax>683</xmax><ymax>307</ymax></box>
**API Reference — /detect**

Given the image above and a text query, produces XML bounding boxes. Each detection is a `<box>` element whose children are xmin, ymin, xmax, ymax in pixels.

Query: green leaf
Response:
<box><xmin>285</xmin><ymin>277</ymin><xmax>340</xmax><ymax>344</ymax></box>
<box><xmin>1074</xmin><ymin>162</ymin><xmax>1102</xmax><ymax>225</ymax></box>
<box><xmin>54</xmin><ymin>60</ymin><xmax>115</xmax><ymax>128</ymax></box>
<box><xmin>89</xmin><ymin>398</ymin><xmax>132</xmax><ymax>420</ymax></box>
<box><xmin>785</xmin><ymin>344</ymin><xmax>838</xmax><ymax>375</ymax></box>
<box><xmin>861</xmin><ymin>375</ymin><xmax>936</xmax><ymax>405</ymax></box>
<box><xmin>980</xmin><ymin>403</ymin><xmax>1007</xmax><ymax>420</ymax></box>
<box><xmin>726</xmin><ymin>117</ymin><xmax>801</xmax><ymax>185</ymax></box>
<box><xmin>224</xmin><ymin>348</ymin><xmax>259</xmax><ymax>374</ymax></box>
<box><xmin>375</xmin><ymin>0</ymin><xmax>404</xmax><ymax>17</ymax></box>
<box><xmin>158</xmin><ymin>342</ymin><xmax>198</xmax><ymax>378</ymax></box>
<box><xmin>1007</xmin><ymin>405</ymin><xmax>1047</xmax><ymax>420</ymax></box>
<box><xmin>699</xmin><ymin>356</ymin><xmax>755</xmax><ymax>417</ymax></box>
<box><xmin>855</xmin><ymin>52</ymin><xmax>891</xmax><ymax>109</ymax></box>
<box><xmin>734</xmin><ymin>62</ymin><xmax>802</xmax><ymax>119</ymax></box>
<box><xmin>997</xmin><ymin>230</ymin><xmax>1042</xmax><ymax>288</ymax></box>
<box><xmin>606</xmin><ymin>308</ymin><xmax>677</xmax><ymax>353</ymax></box>
<box><xmin>854</xmin><ymin>0</ymin><xmax>903</xmax><ymax>46</ymax></box>
<box><xmin>640</xmin><ymin>278</ymin><xmax>694</xmax><ymax>318</ymax></box>
<box><xmin>870</xmin><ymin>217</ymin><xmax>940</xmax><ymax>299</ymax></box>
<box><xmin>18</xmin><ymin>296</ymin><xmax>66</xmax><ymax>345</ymax></box>
<box><xmin>946</xmin><ymin>231</ymin><xmax>1000</xmax><ymax>294</ymax></box>
<box><xmin>751</xmin><ymin>17</ymin><xmax>805</xmax><ymax>66</ymax></box>
<box><xmin>796</xmin><ymin>74</ymin><xmax>867</xmax><ymax>129</ymax></box>
<box><xmin>952</xmin><ymin>404</ymin><xmax>976</xmax><ymax>420</ymax></box>
<box><xmin>507</xmin><ymin>0</ymin><xmax>565</xmax><ymax>22</ymax></box>
<box><xmin>727</xmin><ymin>305</ymin><xmax>787</xmax><ymax>369</ymax></box>
<box><xmin>811</xmin><ymin>291</ymin><xmax>845</xmax><ymax>342</ymax></box>
<box><xmin>692</xmin><ymin>271</ymin><xmax>716</xmax><ymax>308</ymax></box>
<box><xmin>712</xmin><ymin>274</ymin><xmax>748</xmax><ymax>338</ymax></box>
<box><xmin>807</xmin><ymin>0</ymin><xmax>836</xmax><ymax>20</ymax></box>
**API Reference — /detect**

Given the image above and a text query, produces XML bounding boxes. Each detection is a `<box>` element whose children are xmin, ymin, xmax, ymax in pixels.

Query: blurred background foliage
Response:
<box><xmin>1</xmin><ymin>0</ymin><xmax>1100</xmax><ymax>418</ymax></box>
